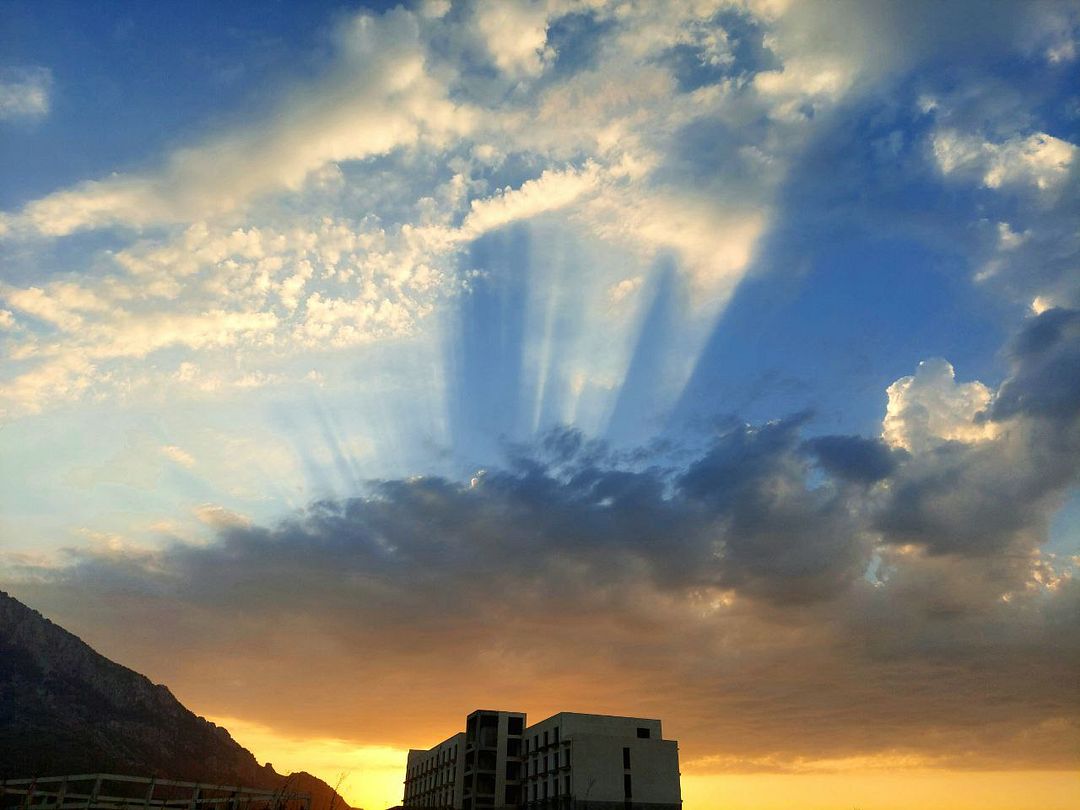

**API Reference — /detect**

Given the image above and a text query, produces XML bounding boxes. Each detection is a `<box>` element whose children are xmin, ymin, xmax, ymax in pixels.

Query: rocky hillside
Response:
<box><xmin>0</xmin><ymin>591</ymin><xmax>352</xmax><ymax>810</ymax></box>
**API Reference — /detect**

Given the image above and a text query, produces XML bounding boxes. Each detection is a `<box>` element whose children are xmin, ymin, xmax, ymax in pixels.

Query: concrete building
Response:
<box><xmin>404</xmin><ymin>710</ymin><xmax>525</xmax><ymax>810</ymax></box>
<box><xmin>403</xmin><ymin>730</ymin><xmax>466</xmax><ymax>809</ymax></box>
<box><xmin>403</xmin><ymin>711</ymin><xmax>680</xmax><ymax>810</ymax></box>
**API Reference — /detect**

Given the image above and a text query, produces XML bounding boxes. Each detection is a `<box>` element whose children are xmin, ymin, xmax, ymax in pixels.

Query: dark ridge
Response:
<box><xmin>0</xmin><ymin>590</ymin><xmax>352</xmax><ymax>810</ymax></box>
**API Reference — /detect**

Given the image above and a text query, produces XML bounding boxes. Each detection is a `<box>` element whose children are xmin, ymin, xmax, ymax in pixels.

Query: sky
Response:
<box><xmin>1</xmin><ymin>1</ymin><xmax>1079</xmax><ymax>808</ymax></box>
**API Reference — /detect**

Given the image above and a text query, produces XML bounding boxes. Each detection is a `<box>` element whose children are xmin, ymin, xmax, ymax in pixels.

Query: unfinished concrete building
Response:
<box><xmin>402</xmin><ymin>710</ymin><xmax>680</xmax><ymax>810</ymax></box>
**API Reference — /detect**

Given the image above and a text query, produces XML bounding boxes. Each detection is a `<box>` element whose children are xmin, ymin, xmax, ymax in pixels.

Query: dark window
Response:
<box><xmin>507</xmin><ymin>737</ymin><xmax>521</xmax><ymax>757</ymax></box>
<box><xmin>508</xmin><ymin>716</ymin><xmax>524</xmax><ymax>735</ymax></box>
<box><xmin>624</xmin><ymin>774</ymin><xmax>632</xmax><ymax>799</ymax></box>
<box><xmin>543</xmin><ymin>755</ymin><xmax>549</xmax><ymax>773</ymax></box>
<box><xmin>564</xmin><ymin>775</ymin><xmax>571</xmax><ymax>795</ymax></box>
<box><xmin>506</xmin><ymin>761</ymin><xmax>520</xmax><ymax>780</ymax></box>
<box><xmin>524</xmin><ymin>739</ymin><xmax>529</xmax><ymax>754</ymax></box>
<box><xmin>623</xmin><ymin>747</ymin><xmax>631</xmax><ymax>769</ymax></box>
<box><xmin>505</xmin><ymin>786</ymin><xmax>521</xmax><ymax>804</ymax></box>
<box><xmin>553</xmin><ymin>726</ymin><xmax>559</xmax><ymax>744</ymax></box>
<box><xmin>637</xmin><ymin>727</ymin><xmax>650</xmax><ymax>739</ymax></box>
<box><xmin>544</xmin><ymin>730</ymin><xmax>549</xmax><ymax>748</ymax></box>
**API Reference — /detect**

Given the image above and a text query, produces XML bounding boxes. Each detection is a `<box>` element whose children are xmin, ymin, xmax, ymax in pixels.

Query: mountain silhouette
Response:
<box><xmin>0</xmin><ymin>590</ymin><xmax>353</xmax><ymax>810</ymax></box>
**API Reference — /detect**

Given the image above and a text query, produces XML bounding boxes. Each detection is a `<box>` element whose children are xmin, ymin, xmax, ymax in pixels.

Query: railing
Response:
<box><xmin>0</xmin><ymin>775</ymin><xmax>310</xmax><ymax>810</ymax></box>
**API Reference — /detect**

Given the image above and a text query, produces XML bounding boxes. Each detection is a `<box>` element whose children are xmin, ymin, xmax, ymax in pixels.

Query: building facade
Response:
<box><xmin>402</xmin><ymin>711</ymin><xmax>680</xmax><ymax>810</ymax></box>
<box><xmin>404</xmin><ymin>710</ymin><xmax>525</xmax><ymax>810</ymax></box>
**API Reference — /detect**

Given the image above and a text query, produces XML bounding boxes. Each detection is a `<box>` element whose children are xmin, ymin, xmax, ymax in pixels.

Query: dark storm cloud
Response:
<box><xmin>678</xmin><ymin>414</ymin><xmax>870</xmax><ymax>603</ymax></box>
<box><xmin>805</xmin><ymin>434</ymin><xmax>900</xmax><ymax>483</ymax></box>
<box><xmin>11</xmin><ymin>314</ymin><xmax>1080</xmax><ymax>769</ymax></box>
<box><xmin>993</xmin><ymin>308</ymin><xmax>1080</xmax><ymax>422</ymax></box>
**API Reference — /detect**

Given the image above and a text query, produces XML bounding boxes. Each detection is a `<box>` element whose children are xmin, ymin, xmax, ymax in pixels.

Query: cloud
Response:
<box><xmin>0</xmin><ymin>66</ymin><xmax>52</xmax><ymax>121</ymax></box>
<box><xmin>471</xmin><ymin>0</ymin><xmax>557</xmax><ymax>77</ymax></box>
<box><xmin>3</xmin><ymin>0</ymin><xmax>1080</xmax><ymax>785</ymax></box>
<box><xmin>160</xmin><ymin>445</ymin><xmax>196</xmax><ymax>468</ymax></box>
<box><xmin>882</xmin><ymin>358</ymin><xmax>999</xmax><ymax>452</ymax></box>
<box><xmin>932</xmin><ymin>130</ymin><xmax>1077</xmax><ymax>196</ymax></box>
<box><xmin>194</xmin><ymin>504</ymin><xmax>252</xmax><ymax>530</ymax></box>
<box><xmin>11</xmin><ymin>312</ymin><xmax>1080</xmax><ymax>769</ymax></box>
<box><xmin>10</xmin><ymin>9</ymin><xmax>472</xmax><ymax>236</ymax></box>
<box><xmin>805</xmin><ymin>434</ymin><xmax>899</xmax><ymax>484</ymax></box>
<box><xmin>1</xmin><ymin>354</ymin><xmax>97</xmax><ymax>417</ymax></box>
<box><xmin>0</xmin><ymin>209</ymin><xmax>460</xmax><ymax>417</ymax></box>
<box><xmin>462</xmin><ymin>163</ymin><xmax>600</xmax><ymax>235</ymax></box>
<box><xmin>11</xmin><ymin>0</ymin><xmax>1048</xmax><ymax>423</ymax></box>
<box><xmin>876</xmin><ymin>312</ymin><xmax>1080</xmax><ymax>557</ymax></box>
<box><xmin>992</xmin><ymin>308</ymin><xmax>1080</xmax><ymax>422</ymax></box>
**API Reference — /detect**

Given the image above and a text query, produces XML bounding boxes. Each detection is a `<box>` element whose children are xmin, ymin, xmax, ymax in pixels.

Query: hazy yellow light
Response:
<box><xmin>210</xmin><ymin>715</ymin><xmax>1079</xmax><ymax>810</ymax></box>
<box><xmin>682</xmin><ymin>769</ymin><xmax>1080</xmax><ymax>810</ymax></box>
<box><xmin>207</xmin><ymin>716</ymin><xmax>408</xmax><ymax>810</ymax></box>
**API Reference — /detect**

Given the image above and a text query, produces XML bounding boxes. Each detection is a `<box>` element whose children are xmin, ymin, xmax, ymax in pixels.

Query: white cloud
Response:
<box><xmin>996</xmin><ymin>221</ymin><xmax>1029</xmax><ymax>251</ymax></box>
<box><xmin>2</xmin><ymin>283</ymin><xmax>114</xmax><ymax>331</ymax></box>
<box><xmin>2</xmin><ymin>0</ymin><xmax>989</xmax><ymax>421</ymax></box>
<box><xmin>1046</xmin><ymin>38</ymin><xmax>1076</xmax><ymax>63</ymax></box>
<box><xmin>932</xmin><ymin>130</ymin><xmax>1077</xmax><ymax>195</ymax></box>
<box><xmin>882</xmin><ymin>359</ymin><xmax>1000</xmax><ymax>453</ymax></box>
<box><xmin>608</xmin><ymin>275</ymin><xmax>644</xmax><ymax>304</ymax></box>
<box><xmin>1</xmin><ymin>354</ymin><xmax>96</xmax><ymax>416</ymax></box>
<box><xmin>472</xmin><ymin>0</ymin><xmax>557</xmax><ymax>77</ymax></box>
<box><xmin>11</xmin><ymin>9</ymin><xmax>474</xmax><ymax>236</ymax></box>
<box><xmin>160</xmin><ymin>445</ymin><xmax>196</xmax><ymax>468</ymax></box>
<box><xmin>585</xmin><ymin>189</ymin><xmax>767</xmax><ymax>301</ymax></box>
<box><xmin>462</xmin><ymin>163</ymin><xmax>601</xmax><ymax>235</ymax></box>
<box><xmin>194</xmin><ymin>503</ymin><xmax>252</xmax><ymax>530</ymax></box>
<box><xmin>1030</xmin><ymin>295</ymin><xmax>1059</xmax><ymax>316</ymax></box>
<box><xmin>0</xmin><ymin>66</ymin><xmax>52</xmax><ymax>121</ymax></box>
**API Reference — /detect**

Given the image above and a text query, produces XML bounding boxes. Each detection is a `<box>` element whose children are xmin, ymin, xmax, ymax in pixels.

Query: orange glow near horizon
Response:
<box><xmin>214</xmin><ymin>715</ymin><xmax>1080</xmax><ymax>810</ymax></box>
<box><xmin>208</xmin><ymin>716</ymin><xmax>408</xmax><ymax>810</ymax></box>
<box><xmin>682</xmin><ymin>770</ymin><xmax>1080</xmax><ymax>810</ymax></box>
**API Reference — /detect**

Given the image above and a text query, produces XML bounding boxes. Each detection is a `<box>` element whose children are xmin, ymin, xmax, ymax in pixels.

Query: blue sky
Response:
<box><xmin>1</xmin><ymin>2</ymin><xmax>1079</xmax><ymax>807</ymax></box>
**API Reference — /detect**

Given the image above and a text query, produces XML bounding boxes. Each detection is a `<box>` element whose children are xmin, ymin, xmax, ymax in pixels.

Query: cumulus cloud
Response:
<box><xmin>882</xmin><ymin>358</ymin><xmax>999</xmax><ymax>452</ymax></box>
<box><xmin>877</xmin><ymin>312</ymin><xmax>1080</xmax><ymax>558</ymax></box>
<box><xmin>0</xmin><ymin>66</ymin><xmax>52</xmax><ymax>121</ymax></box>
<box><xmin>471</xmin><ymin>0</ymin><xmax>557</xmax><ymax>77</ymax></box>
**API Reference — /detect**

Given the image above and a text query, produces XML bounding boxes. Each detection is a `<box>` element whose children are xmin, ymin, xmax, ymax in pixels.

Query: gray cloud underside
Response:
<box><xmin>11</xmin><ymin>310</ymin><xmax>1080</xmax><ymax>769</ymax></box>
